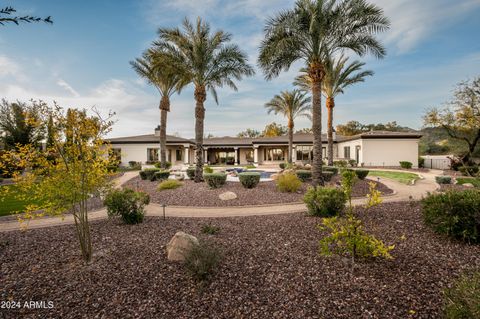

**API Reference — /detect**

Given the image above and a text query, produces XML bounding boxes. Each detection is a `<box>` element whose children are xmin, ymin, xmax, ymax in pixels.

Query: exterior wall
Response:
<box><xmin>361</xmin><ymin>139</ymin><xmax>419</xmax><ymax>167</ymax></box>
<box><xmin>336</xmin><ymin>139</ymin><xmax>363</xmax><ymax>163</ymax></box>
<box><xmin>239</xmin><ymin>148</ymin><xmax>254</xmax><ymax>165</ymax></box>
<box><xmin>111</xmin><ymin>143</ymin><xmax>190</xmax><ymax>166</ymax></box>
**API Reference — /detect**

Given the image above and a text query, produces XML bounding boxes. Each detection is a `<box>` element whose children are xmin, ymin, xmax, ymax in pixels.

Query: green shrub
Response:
<box><xmin>157</xmin><ymin>179</ymin><xmax>183</xmax><ymax>191</ymax></box>
<box><xmin>304</xmin><ymin>186</ymin><xmax>346</xmax><ymax>217</ymax></box>
<box><xmin>154</xmin><ymin>170</ymin><xmax>170</xmax><ymax>181</ymax></box>
<box><xmin>107</xmin><ymin>164</ymin><xmax>119</xmax><ymax>172</ymax></box>
<box><xmin>443</xmin><ymin>271</ymin><xmax>480</xmax><ymax>319</ymax></box>
<box><xmin>322</xmin><ymin>171</ymin><xmax>334</xmax><ymax>182</ymax></box>
<box><xmin>459</xmin><ymin>165</ymin><xmax>479</xmax><ymax>176</ymax></box>
<box><xmin>296</xmin><ymin>170</ymin><xmax>312</xmax><ymax>182</ymax></box>
<box><xmin>418</xmin><ymin>157</ymin><xmax>425</xmax><ymax>168</ymax></box>
<box><xmin>244</xmin><ymin>164</ymin><xmax>256</xmax><ymax>169</ymax></box>
<box><xmin>322</xmin><ymin>166</ymin><xmax>339</xmax><ymax>176</ymax></box>
<box><xmin>399</xmin><ymin>161</ymin><xmax>413</xmax><ymax>169</ymax></box>
<box><xmin>141</xmin><ymin>168</ymin><xmax>160</xmax><ymax>181</ymax></box>
<box><xmin>333</xmin><ymin>160</ymin><xmax>348</xmax><ymax>168</ymax></box>
<box><xmin>183</xmin><ymin>240</ymin><xmax>222</xmax><ymax>282</ymax></box>
<box><xmin>436</xmin><ymin>176</ymin><xmax>452</xmax><ymax>184</ymax></box>
<box><xmin>279</xmin><ymin>163</ymin><xmax>286</xmax><ymax>169</ymax></box>
<box><xmin>128</xmin><ymin>161</ymin><xmax>138</xmax><ymax>167</ymax></box>
<box><xmin>238</xmin><ymin>172</ymin><xmax>261</xmax><ymax>188</ymax></box>
<box><xmin>154</xmin><ymin>161</ymin><xmax>172</xmax><ymax>169</ymax></box>
<box><xmin>204</xmin><ymin>173</ymin><xmax>227</xmax><ymax>189</ymax></box>
<box><xmin>201</xmin><ymin>224</ymin><xmax>220</xmax><ymax>235</ymax></box>
<box><xmin>421</xmin><ymin>190</ymin><xmax>480</xmax><ymax>243</ymax></box>
<box><xmin>139</xmin><ymin>171</ymin><xmax>147</xmax><ymax>180</ymax></box>
<box><xmin>355</xmin><ymin>169</ymin><xmax>369</xmax><ymax>180</ymax></box>
<box><xmin>104</xmin><ymin>188</ymin><xmax>150</xmax><ymax>224</ymax></box>
<box><xmin>186</xmin><ymin>167</ymin><xmax>196</xmax><ymax>179</ymax></box>
<box><xmin>348</xmin><ymin>159</ymin><xmax>357</xmax><ymax>167</ymax></box>
<box><xmin>276</xmin><ymin>173</ymin><xmax>302</xmax><ymax>193</ymax></box>
<box><xmin>204</xmin><ymin>165</ymin><xmax>214</xmax><ymax>173</ymax></box>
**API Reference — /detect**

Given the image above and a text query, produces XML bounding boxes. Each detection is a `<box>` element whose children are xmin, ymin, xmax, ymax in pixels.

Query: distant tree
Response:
<box><xmin>424</xmin><ymin>77</ymin><xmax>480</xmax><ymax>165</ymax></box>
<box><xmin>262</xmin><ymin>122</ymin><xmax>288</xmax><ymax>137</ymax></box>
<box><xmin>46</xmin><ymin>115</ymin><xmax>55</xmax><ymax>148</ymax></box>
<box><xmin>152</xmin><ymin>17</ymin><xmax>254</xmax><ymax>182</ymax></box>
<box><xmin>336</xmin><ymin>120</ymin><xmax>412</xmax><ymax>136</ymax></box>
<box><xmin>296</xmin><ymin>127</ymin><xmax>313</xmax><ymax>134</ymax></box>
<box><xmin>336</xmin><ymin>120</ymin><xmax>365</xmax><ymax>136</ymax></box>
<box><xmin>265</xmin><ymin>90</ymin><xmax>311</xmax><ymax>163</ymax></box>
<box><xmin>0</xmin><ymin>6</ymin><xmax>52</xmax><ymax>26</ymax></box>
<box><xmin>0</xmin><ymin>100</ymin><xmax>45</xmax><ymax>150</ymax></box>
<box><xmin>237</xmin><ymin>128</ymin><xmax>261</xmax><ymax>138</ymax></box>
<box><xmin>0</xmin><ymin>104</ymin><xmax>114</xmax><ymax>263</ymax></box>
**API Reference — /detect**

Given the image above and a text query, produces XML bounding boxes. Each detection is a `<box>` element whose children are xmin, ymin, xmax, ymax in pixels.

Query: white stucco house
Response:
<box><xmin>107</xmin><ymin>127</ymin><xmax>422</xmax><ymax>168</ymax></box>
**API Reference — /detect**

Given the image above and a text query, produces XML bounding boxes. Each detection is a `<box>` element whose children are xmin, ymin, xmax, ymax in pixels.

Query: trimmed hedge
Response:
<box><xmin>322</xmin><ymin>166</ymin><xmax>339</xmax><ymax>176</ymax></box>
<box><xmin>204</xmin><ymin>173</ymin><xmax>227</xmax><ymax>189</ymax></box>
<box><xmin>435</xmin><ymin>176</ymin><xmax>452</xmax><ymax>184</ymax></box>
<box><xmin>154</xmin><ymin>161</ymin><xmax>172</xmax><ymax>169</ymax></box>
<box><xmin>154</xmin><ymin>170</ymin><xmax>170</xmax><ymax>181</ymax></box>
<box><xmin>238</xmin><ymin>172</ymin><xmax>261</xmax><ymax>189</ymax></box>
<box><xmin>322</xmin><ymin>171</ymin><xmax>334</xmax><ymax>182</ymax></box>
<box><xmin>355</xmin><ymin>169</ymin><xmax>369</xmax><ymax>180</ymax></box>
<box><xmin>296</xmin><ymin>170</ymin><xmax>312</xmax><ymax>182</ymax></box>
<box><xmin>186</xmin><ymin>167</ymin><xmax>196</xmax><ymax>179</ymax></box>
<box><xmin>421</xmin><ymin>190</ymin><xmax>480</xmax><ymax>243</ymax></box>
<box><xmin>139</xmin><ymin>168</ymin><xmax>160</xmax><ymax>181</ymax></box>
<box><xmin>399</xmin><ymin>161</ymin><xmax>413</xmax><ymax>169</ymax></box>
<box><xmin>279</xmin><ymin>163</ymin><xmax>286</xmax><ymax>169</ymax></box>
<box><xmin>303</xmin><ymin>186</ymin><xmax>346</xmax><ymax>217</ymax></box>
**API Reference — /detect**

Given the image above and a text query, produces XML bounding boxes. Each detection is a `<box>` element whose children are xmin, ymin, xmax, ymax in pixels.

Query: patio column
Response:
<box><xmin>292</xmin><ymin>145</ymin><xmax>297</xmax><ymax>163</ymax></box>
<box><xmin>204</xmin><ymin>148</ymin><xmax>208</xmax><ymax>164</ymax></box>
<box><xmin>183</xmin><ymin>145</ymin><xmax>190</xmax><ymax>164</ymax></box>
<box><xmin>253</xmin><ymin>146</ymin><xmax>259</xmax><ymax>166</ymax></box>
<box><xmin>234</xmin><ymin>147</ymin><xmax>239</xmax><ymax>165</ymax></box>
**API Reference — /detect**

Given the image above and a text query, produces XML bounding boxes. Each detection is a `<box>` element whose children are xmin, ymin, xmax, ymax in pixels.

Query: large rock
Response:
<box><xmin>166</xmin><ymin>231</ymin><xmax>199</xmax><ymax>261</ymax></box>
<box><xmin>270</xmin><ymin>173</ymin><xmax>280</xmax><ymax>181</ymax></box>
<box><xmin>462</xmin><ymin>183</ymin><xmax>475</xmax><ymax>188</ymax></box>
<box><xmin>219</xmin><ymin>191</ymin><xmax>237</xmax><ymax>201</ymax></box>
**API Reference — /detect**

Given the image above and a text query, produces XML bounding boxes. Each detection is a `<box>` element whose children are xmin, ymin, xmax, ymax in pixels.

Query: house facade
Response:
<box><xmin>107</xmin><ymin>127</ymin><xmax>422</xmax><ymax>167</ymax></box>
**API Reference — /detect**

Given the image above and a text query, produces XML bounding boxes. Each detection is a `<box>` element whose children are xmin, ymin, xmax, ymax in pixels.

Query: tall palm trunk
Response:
<box><xmin>326</xmin><ymin>96</ymin><xmax>335</xmax><ymax>166</ymax></box>
<box><xmin>309</xmin><ymin>62</ymin><xmax>325</xmax><ymax>186</ymax></box>
<box><xmin>288</xmin><ymin>119</ymin><xmax>294</xmax><ymax>163</ymax></box>
<box><xmin>159</xmin><ymin>96</ymin><xmax>170</xmax><ymax>169</ymax></box>
<box><xmin>194</xmin><ymin>86</ymin><xmax>206</xmax><ymax>182</ymax></box>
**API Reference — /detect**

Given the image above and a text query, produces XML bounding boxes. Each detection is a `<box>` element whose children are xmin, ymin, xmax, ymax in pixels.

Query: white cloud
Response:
<box><xmin>57</xmin><ymin>79</ymin><xmax>80</xmax><ymax>97</ymax></box>
<box><xmin>0</xmin><ymin>55</ymin><xmax>21</xmax><ymax>78</ymax></box>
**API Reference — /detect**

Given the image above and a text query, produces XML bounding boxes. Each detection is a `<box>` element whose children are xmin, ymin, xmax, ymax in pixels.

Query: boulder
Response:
<box><xmin>270</xmin><ymin>173</ymin><xmax>280</xmax><ymax>181</ymax></box>
<box><xmin>166</xmin><ymin>231</ymin><xmax>199</xmax><ymax>261</ymax></box>
<box><xmin>304</xmin><ymin>164</ymin><xmax>312</xmax><ymax>169</ymax></box>
<box><xmin>462</xmin><ymin>183</ymin><xmax>474</xmax><ymax>188</ymax></box>
<box><xmin>219</xmin><ymin>191</ymin><xmax>237</xmax><ymax>201</ymax></box>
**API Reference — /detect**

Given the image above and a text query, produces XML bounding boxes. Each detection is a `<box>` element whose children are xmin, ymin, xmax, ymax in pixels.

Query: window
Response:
<box><xmin>296</xmin><ymin>145</ymin><xmax>313</xmax><ymax>161</ymax></box>
<box><xmin>264</xmin><ymin>148</ymin><xmax>285</xmax><ymax>161</ymax></box>
<box><xmin>175</xmin><ymin>149</ymin><xmax>182</xmax><ymax>162</ymax></box>
<box><xmin>344</xmin><ymin>146</ymin><xmax>351</xmax><ymax>159</ymax></box>
<box><xmin>245</xmin><ymin>150</ymin><xmax>254</xmax><ymax>162</ymax></box>
<box><xmin>147</xmin><ymin>148</ymin><xmax>159</xmax><ymax>162</ymax></box>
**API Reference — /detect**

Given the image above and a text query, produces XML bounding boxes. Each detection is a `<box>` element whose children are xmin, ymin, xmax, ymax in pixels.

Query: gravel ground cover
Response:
<box><xmin>124</xmin><ymin>176</ymin><xmax>393</xmax><ymax>207</ymax></box>
<box><xmin>1</xmin><ymin>201</ymin><xmax>479</xmax><ymax>318</ymax></box>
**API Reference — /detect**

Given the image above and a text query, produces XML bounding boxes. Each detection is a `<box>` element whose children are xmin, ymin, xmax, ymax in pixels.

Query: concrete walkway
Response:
<box><xmin>0</xmin><ymin>169</ymin><xmax>440</xmax><ymax>232</ymax></box>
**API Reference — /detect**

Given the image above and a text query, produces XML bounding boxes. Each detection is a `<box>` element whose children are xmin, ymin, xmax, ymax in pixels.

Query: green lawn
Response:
<box><xmin>456</xmin><ymin>177</ymin><xmax>480</xmax><ymax>188</ymax></box>
<box><xmin>368</xmin><ymin>170</ymin><xmax>420</xmax><ymax>185</ymax></box>
<box><xmin>0</xmin><ymin>184</ymin><xmax>44</xmax><ymax>217</ymax></box>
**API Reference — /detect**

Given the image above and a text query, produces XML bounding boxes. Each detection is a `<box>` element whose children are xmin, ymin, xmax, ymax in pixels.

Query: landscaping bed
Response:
<box><xmin>1</xmin><ymin>201</ymin><xmax>479</xmax><ymax>318</ymax></box>
<box><xmin>124</xmin><ymin>176</ymin><xmax>393</xmax><ymax>207</ymax></box>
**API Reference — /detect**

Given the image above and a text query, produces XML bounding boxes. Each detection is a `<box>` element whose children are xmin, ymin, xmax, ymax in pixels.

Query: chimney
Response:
<box><xmin>154</xmin><ymin>125</ymin><xmax>160</xmax><ymax>137</ymax></box>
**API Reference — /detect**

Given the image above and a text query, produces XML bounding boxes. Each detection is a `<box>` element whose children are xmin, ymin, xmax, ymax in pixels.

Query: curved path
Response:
<box><xmin>0</xmin><ymin>169</ymin><xmax>441</xmax><ymax>232</ymax></box>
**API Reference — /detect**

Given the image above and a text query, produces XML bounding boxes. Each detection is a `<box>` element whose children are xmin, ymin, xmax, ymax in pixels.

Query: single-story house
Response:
<box><xmin>107</xmin><ymin>127</ymin><xmax>422</xmax><ymax>167</ymax></box>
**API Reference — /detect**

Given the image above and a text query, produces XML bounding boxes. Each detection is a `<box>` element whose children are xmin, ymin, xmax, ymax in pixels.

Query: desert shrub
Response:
<box><xmin>322</xmin><ymin>171</ymin><xmax>334</xmax><ymax>182</ymax></box>
<box><xmin>348</xmin><ymin>159</ymin><xmax>357</xmax><ymax>167</ymax></box>
<box><xmin>238</xmin><ymin>172</ymin><xmax>261</xmax><ymax>188</ymax></box>
<box><xmin>157</xmin><ymin>179</ymin><xmax>183</xmax><ymax>191</ymax></box>
<box><xmin>104</xmin><ymin>188</ymin><xmax>150</xmax><ymax>224</ymax></box>
<box><xmin>304</xmin><ymin>186</ymin><xmax>346</xmax><ymax>217</ymax></box>
<box><xmin>436</xmin><ymin>176</ymin><xmax>452</xmax><ymax>184</ymax></box>
<box><xmin>322</xmin><ymin>166</ymin><xmax>339</xmax><ymax>176</ymax></box>
<box><xmin>333</xmin><ymin>160</ymin><xmax>348</xmax><ymax>168</ymax></box>
<box><xmin>201</xmin><ymin>224</ymin><xmax>220</xmax><ymax>235</ymax></box>
<box><xmin>296</xmin><ymin>170</ymin><xmax>312</xmax><ymax>182</ymax></box>
<box><xmin>154</xmin><ymin>161</ymin><xmax>172</xmax><ymax>169</ymax></box>
<box><xmin>183</xmin><ymin>240</ymin><xmax>222</xmax><ymax>282</ymax></box>
<box><xmin>421</xmin><ymin>190</ymin><xmax>480</xmax><ymax>243</ymax></box>
<box><xmin>459</xmin><ymin>165</ymin><xmax>479</xmax><ymax>176</ymax></box>
<box><xmin>276</xmin><ymin>173</ymin><xmax>302</xmax><ymax>193</ymax></box>
<box><xmin>204</xmin><ymin>173</ymin><xmax>227</xmax><ymax>189</ymax></box>
<box><xmin>203</xmin><ymin>165</ymin><xmax>214</xmax><ymax>173</ymax></box>
<box><xmin>443</xmin><ymin>271</ymin><xmax>480</xmax><ymax>319</ymax></box>
<box><xmin>355</xmin><ymin>169</ymin><xmax>369</xmax><ymax>180</ymax></box>
<box><xmin>154</xmin><ymin>170</ymin><xmax>170</xmax><ymax>181</ymax></box>
<box><xmin>319</xmin><ymin>214</ymin><xmax>394</xmax><ymax>260</ymax></box>
<box><xmin>279</xmin><ymin>163</ymin><xmax>286</xmax><ymax>169</ymax></box>
<box><xmin>186</xmin><ymin>167</ymin><xmax>196</xmax><ymax>179</ymax></box>
<box><xmin>399</xmin><ymin>161</ymin><xmax>413</xmax><ymax>169</ymax></box>
<box><xmin>418</xmin><ymin>157</ymin><xmax>425</xmax><ymax>168</ymax></box>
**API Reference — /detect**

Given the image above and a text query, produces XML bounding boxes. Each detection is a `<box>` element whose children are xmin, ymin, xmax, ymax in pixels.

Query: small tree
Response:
<box><xmin>262</xmin><ymin>122</ymin><xmax>288</xmax><ymax>137</ymax></box>
<box><xmin>424</xmin><ymin>77</ymin><xmax>480</xmax><ymax>170</ymax></box>
<box><xmin>0</xmin><ymin>103</ymin><xmax>114</xmax><ymax>263</ymax></box>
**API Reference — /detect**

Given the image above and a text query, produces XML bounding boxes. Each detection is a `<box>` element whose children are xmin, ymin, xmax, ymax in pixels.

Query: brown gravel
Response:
<box><xmin>124</xmin><ymin>176</ymin><xmax>393</xmax><ymax>207</ymax></box>
<box><xmin>1</xmin><ymin>201</ymin><xmax>479</xmax><ymax>318</ymax></box>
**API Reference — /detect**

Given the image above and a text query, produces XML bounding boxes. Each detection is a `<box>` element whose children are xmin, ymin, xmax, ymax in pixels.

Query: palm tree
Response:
<box><xmin>258</xmin><ymin>0</ymin><xmax>389</xmax><ymax>186</ymax></box>
<box><xmin>295</xmin><ymin>54</ymin><xmax>373</xmax><ymax>165</ymax></box>
<box><xmin>130</xmin><ymin>53</ymin><xmax>185</xmax><ymax>168</ymax></box>
<box><xmin>152</xmin><ymin>18</ymin><xmax>254</xmax><ymax>182</ymax></box>
<box><xmin>265</xmin><ymin>90</ymin><xmax>311</xmax><ymax>163</ymax></box>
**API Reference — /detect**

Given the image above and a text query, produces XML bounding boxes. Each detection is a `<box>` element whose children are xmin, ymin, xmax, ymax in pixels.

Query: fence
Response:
<box><xmin>422</xmin><ymin>157</ymin><xmax>451</xmax><ymax>170</ymax></box>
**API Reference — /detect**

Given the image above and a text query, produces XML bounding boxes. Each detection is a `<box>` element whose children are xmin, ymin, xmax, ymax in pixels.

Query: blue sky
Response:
<box><xmin>1</xmin><ymin>0</ymin><xmax>480</xmax><ymax>138</ymax></box>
